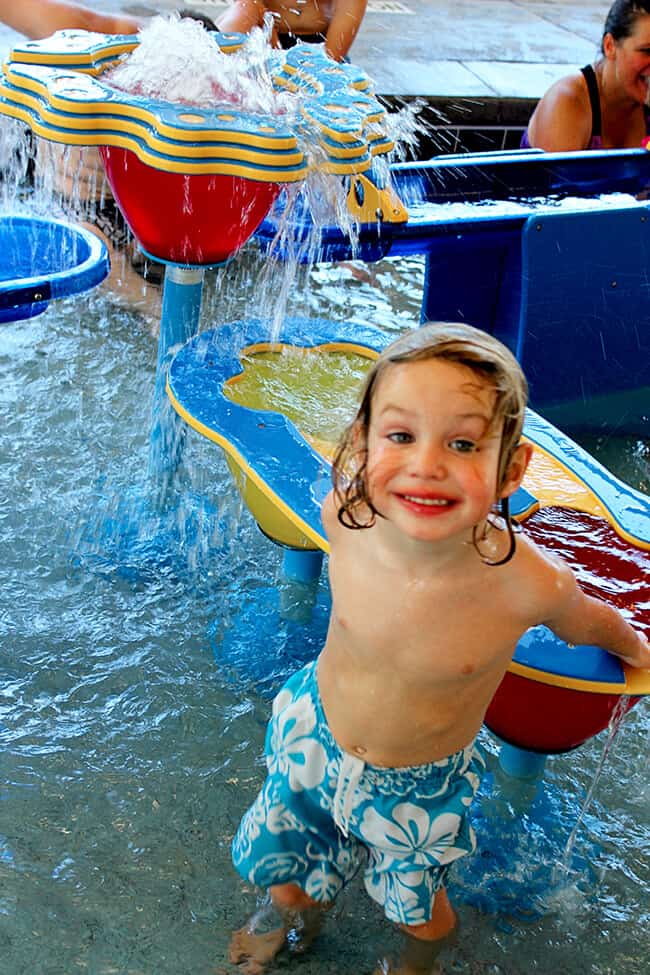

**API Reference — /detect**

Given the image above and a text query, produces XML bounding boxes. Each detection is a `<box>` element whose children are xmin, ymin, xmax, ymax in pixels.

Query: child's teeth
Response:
<box><xmin>404</xmin><ymin>496</ymin><xmax>449</xmax><ymax>505</ymax></box>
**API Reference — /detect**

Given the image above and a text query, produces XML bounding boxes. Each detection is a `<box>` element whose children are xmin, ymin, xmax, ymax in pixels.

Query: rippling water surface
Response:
<box><xmin>1</xmin><ymin>237</ymin><xmax>648</xmax><ymax>975</ymax></box>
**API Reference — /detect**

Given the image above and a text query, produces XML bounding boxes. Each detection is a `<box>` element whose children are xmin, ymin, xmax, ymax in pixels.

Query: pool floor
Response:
<box><xmin>0</xmin><ymin>242</ymin><xmax>648</xmax><ymax>974</ymax></box>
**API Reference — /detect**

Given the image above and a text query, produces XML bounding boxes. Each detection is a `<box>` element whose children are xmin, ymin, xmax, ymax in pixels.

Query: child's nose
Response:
<box><xmin>413</xmin><ymin>441</ymin><xmax>446</xmax><ymax>478</ymax></box>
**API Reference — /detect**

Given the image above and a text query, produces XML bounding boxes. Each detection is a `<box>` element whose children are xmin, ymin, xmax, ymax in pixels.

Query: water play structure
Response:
<box><xmin>1</xmin><ymin>26</ymin><xmax>647</xmax><ymax>781</ymax></box>
<box><xmin>0</xmin><ymin>213</ymin><xmax>108</xmax><ymax>322</ymax></box>
<box><xmin>256</xmin><ymin>149</ymin><xmax>650</xmax><ymax>434</ymax></box>
<box><xmin>0</xmin><ymin>27</ymin><xmax>402</xmax><ymax>495</ymax></box>
<box><xmin>0</xmin><ymin>28</ymin><xmax>403</xmax><ymax>264</ymax></box>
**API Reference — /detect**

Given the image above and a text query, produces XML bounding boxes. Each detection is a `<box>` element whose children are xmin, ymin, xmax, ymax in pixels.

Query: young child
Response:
<box><xmin>230</xmin><ymin>322</ymin><xmax>650</xmax><ymax>975</ymax></box>
<box><xmin>217</xmin><ymin>0</ymin><xmax>367</xmax><ymax>62</ymax></box>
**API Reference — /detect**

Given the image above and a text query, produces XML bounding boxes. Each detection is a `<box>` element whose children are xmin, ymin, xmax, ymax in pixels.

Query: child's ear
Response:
<box><xmin>499</xmin><ymin>442</ymin><xmax>534</xmax><ymax>499</ymax></box>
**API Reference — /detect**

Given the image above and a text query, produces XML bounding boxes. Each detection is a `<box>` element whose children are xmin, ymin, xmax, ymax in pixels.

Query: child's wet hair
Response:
<box><xmin>332</xmin><ymin>322</ymin><xmax>529</xmax><ymax>565</ymax></box>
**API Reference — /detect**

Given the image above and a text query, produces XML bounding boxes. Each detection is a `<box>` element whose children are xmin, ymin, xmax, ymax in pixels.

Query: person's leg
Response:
<box><xmin>216</xmin><ymin>0</ymin><xmax>266</xmax><ymax>34</ymax></box>
<box><xmin>373</xmin><ymin>887</ymin><xmax>457</xmax><ymax>975</ymax></box>
<box><xmin>230</xmin><ymin>882</ymin><xmax>328</xmax><ymax>974</ymax></box>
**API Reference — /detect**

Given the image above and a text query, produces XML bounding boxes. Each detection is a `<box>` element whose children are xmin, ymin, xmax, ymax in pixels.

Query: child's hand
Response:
<box><xmin>619</xmin><ymin>631</ymin><xmax>650</xmax><ymax>670</ymax></box>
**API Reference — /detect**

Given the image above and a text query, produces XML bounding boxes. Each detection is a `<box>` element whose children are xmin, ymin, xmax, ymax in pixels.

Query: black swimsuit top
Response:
<box><xmin>581</xmin><ymin>64</ymin><xmax>603</xmax><ymax>144</ymax></box>
<box><xmin>581</xmin><ymin>62</ymin><xmax>650</xmax><ymax>146</ymax></box>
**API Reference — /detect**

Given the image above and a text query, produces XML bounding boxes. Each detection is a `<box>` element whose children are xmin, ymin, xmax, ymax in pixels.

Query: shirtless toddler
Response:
<box><xmin>230</xmin><ymin>323</ymin><xmax>650</xmax><ymax>974</ymax></box>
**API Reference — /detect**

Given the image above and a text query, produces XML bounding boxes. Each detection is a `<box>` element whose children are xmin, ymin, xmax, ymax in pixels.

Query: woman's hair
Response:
<box><xmin>332</xmin><ymin>322</ymin><xmax>529</xmax><ymax>565</ymax></box>
<box><xmin>602</xmin><ymin>0</ymin><xmax>650</xmax><ymax>48</ymax></box>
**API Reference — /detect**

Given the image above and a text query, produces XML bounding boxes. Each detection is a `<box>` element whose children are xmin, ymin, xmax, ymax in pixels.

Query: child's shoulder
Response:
<box><xmin>321</xmin><ymin>489</ymin><xmax>342</xmax><ymax>540</ymax></box>
<box><xmin>504</xmin><ymin>531</ymin><xmax>578</xmax><ymax>620</ymax></box>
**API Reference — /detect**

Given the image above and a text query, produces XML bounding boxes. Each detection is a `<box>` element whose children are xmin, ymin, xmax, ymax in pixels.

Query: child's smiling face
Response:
<box><xmin>364</xmin><ymin>358</ymin><xmax>512</xmax><ymax>547</ymax></box>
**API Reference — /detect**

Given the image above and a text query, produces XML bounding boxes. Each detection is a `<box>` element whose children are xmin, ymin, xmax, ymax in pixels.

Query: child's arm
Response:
<box><xmin>325</xmin><ymin>0</ymin><xmax>367</xmax><ymax>61</ymax></box>
<box><xmin>539</xmin><ymin>556</ymin><xmax>650</xmax><ymax>669</ymax></box>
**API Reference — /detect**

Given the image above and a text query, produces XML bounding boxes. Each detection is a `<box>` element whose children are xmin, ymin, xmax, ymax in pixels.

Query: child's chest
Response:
<box><xmin>329</xmin><ymin>554</ymin><xmax>520</xmax><ymax>678</ymax></box>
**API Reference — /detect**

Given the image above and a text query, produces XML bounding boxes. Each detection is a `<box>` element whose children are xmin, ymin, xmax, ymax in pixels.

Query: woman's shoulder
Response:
<box><xmin>527</xmin><ymin>68</ymin><xmax>594</xmax><ymax>151</ymax></box>
<box><xmin>537</xmin><ymin>69</ymin><xmax>592</xmax><ymax>117</ymax></box>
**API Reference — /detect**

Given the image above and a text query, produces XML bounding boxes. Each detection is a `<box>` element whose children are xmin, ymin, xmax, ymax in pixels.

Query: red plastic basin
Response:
<box><xmin>100</xmin><ymin>146</ymin><xmax>282</xmax><ymax>265</ymax></box>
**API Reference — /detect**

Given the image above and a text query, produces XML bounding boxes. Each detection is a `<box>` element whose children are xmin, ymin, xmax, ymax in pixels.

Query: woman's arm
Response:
<box><xmin>216</xmin><ymin>0</ymin><xmax>266</xmax><ymax>36</ymax></box>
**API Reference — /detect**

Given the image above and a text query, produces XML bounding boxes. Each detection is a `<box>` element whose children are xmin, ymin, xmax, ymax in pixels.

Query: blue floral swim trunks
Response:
<box><xmin>232</xmin><ymin>659</ymin><xmax>486</xmax><ymax>926</ymax></box>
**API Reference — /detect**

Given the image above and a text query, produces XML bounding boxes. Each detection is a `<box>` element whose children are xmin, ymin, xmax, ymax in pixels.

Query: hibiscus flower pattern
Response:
<box><xmin>232</xmin><ymin>661</ymin><xmax>485</xmax><ymax>925</ymax></box>
<box><xmin>267</xmin><ymin>686</ymin><xmax>328</xmax><ymax>793</ymax></box>
<box><xmin>360</xmin><ymin>805</ymin><xmax>471</xmax><ymax>867</ymax></box>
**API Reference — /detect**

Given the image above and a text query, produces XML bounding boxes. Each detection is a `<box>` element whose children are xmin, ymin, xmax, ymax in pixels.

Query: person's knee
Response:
<box><xmin>270</xmin><ymin>882</ymin><xmax>321</xmax><ymax>911</ymax></box>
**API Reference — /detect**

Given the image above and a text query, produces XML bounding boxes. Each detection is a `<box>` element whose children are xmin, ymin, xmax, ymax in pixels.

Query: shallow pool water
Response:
<box><xmin>1</xmin><ymin>230</ymin><xmax>649</xmax><ymax>975</ymax></box>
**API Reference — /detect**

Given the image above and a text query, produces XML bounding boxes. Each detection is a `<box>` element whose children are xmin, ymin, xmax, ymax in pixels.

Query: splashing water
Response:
<box><xmin>555</xmin><ymin>696</ymin><xmax>635</xmax><ymax>884</ymax></box>
<box><xmin>107</xmin><ymin>14</ymin><xmax>292</xmax><ymax>115</ymax></box>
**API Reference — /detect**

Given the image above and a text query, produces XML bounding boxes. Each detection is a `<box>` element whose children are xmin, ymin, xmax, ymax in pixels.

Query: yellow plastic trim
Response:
<box><xmin>234</xmin><ymin>341</ymin><xmax>380</xmax><ymax>359</ymax></box>
<box><xmin>2</xmin><ymin>71</ymin><xmax>303</xmax><ymax>152</ymax></box>
<box><xmin>346</xmin><ymin>173</ymin><xmax>409</xmax><ymax>224</ymax></box>
<box><xmin>166</xmin><ymin>380</ymin><xmax>329</xmax><ymax>552</ymax></box>
<box><xmin>11</xmin><ymin>40</ymin><xmax>138</xmax><ymax>70</ymax></box>
<box><xmin>225</xmin><ymin>456</ymin><xmax>322</xmax><ymax>549</ymax></box>
<box><xmin>0</xmin><ymin>85</ymin><xmax>385</xmax><ymax>176</ymax></box>
<box><xmin>0</xmin><ymin>90</ymin><xmax>304</xmax><ymax>164</ymax></box>
<box><xmin>2</xmin><ymin>100</ymin><xmax>304</xmax><ymax>165</ymax></box>
<box><xmin>508</xmin><ymin>659</ymin><xmax>650</xmax><ymax>695</ymax></box>
<box><xmin>0</xmin><ymin>100</ymin><xmax>309</xmax><ymax>179</ymax></box>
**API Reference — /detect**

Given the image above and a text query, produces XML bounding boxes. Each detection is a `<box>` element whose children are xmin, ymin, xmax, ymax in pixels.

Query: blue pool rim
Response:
<box><xmin>0</xmin><ymin>214</ymin><xmax>109</xmax><ymax>323</ymax></box>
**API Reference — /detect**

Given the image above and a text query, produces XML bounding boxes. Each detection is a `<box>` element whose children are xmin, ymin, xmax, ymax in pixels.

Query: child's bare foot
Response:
<box><xmin>229</xmin><ymin>900</ymin><xmax>324</xmax><ymax>973</ymax></box>
<box><xmin>229</xmin><ymin>924</ymin><xmax>286</xmax><ymax>974</ymax></box>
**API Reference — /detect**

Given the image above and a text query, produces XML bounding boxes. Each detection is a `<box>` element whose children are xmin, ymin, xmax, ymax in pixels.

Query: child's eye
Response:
<box><xmin>449</xmin><ymin>438</ymin><xmax>477</xmax><ymax>452</ymax></box>
<box><xmin>387</xmin><ymin>431</ymin><xmax>413</xmax><ymax>444</ymax></box>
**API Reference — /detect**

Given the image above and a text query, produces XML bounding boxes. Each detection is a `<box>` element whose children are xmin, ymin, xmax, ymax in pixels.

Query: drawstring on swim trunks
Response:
<box><xmin>332</xmin><ymin>752</ymin><xmax>365</xmax><ymax>837</ymax></box>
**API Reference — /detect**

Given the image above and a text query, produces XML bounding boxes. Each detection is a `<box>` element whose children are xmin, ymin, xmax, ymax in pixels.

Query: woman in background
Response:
<box><xmin>522</xmin><ymin>0</ymin><xmax>650</xmax><ymax>150</ymax></box>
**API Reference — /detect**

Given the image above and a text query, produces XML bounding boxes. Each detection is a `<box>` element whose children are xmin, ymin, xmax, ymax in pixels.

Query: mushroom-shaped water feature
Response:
<box><xmin>0</xmin><ymin>27</ymin><xmax>406</xmax><ymax>525</ymax></box>
<box><xmin>166</xmin><ymin>317</ymin><xmax>650</xmax><ymax>779</ymax></box>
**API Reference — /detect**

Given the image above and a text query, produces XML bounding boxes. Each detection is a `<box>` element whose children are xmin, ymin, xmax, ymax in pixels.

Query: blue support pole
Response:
<box><xmin>148</xmin><ymin>265</ymin><xmax>205</xmax><ymax>495</ymax></box>
<box><xmin>498</xmin><ymin>742</ymin><xmax>548</xmax><ymax>780</ymax></box>
<box><xmin>282</xmin><ymin>548</ymin><xmax>324</xmax><ymax>583</ymax></box>
<box><xmin>279</xmin><ymin>548</ymin><xmax>324</xmax><ymax>624</ymax></box>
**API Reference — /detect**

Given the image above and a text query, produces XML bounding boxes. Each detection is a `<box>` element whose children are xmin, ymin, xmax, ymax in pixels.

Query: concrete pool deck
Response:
<box><xmin>0</xmin><ymin>0</ymin><xmax>606</xmax><ymax>96</ymax></box>
<box><xmin>0</xmin><ymin>0</ymin><xmax>608</xmax><ymax>147</ymax></box>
